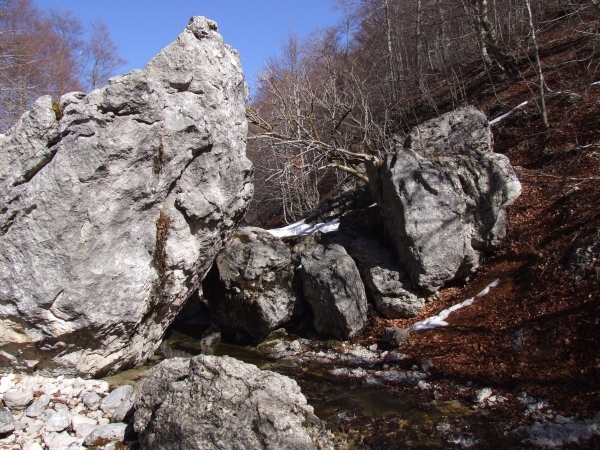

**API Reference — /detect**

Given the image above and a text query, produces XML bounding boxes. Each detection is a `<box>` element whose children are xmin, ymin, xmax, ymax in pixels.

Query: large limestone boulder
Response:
<box><xmin>0</xmin><ymin>17</ymin><xmax>253</xmax><ymax>376</ymax></box>
<box><xmin>132</xmin><ymin>355</ymin><xmax>334</xmax><ymax>450</ymax></box>
<box><xmin>204</xmin><ymin>227</ymin><xmax>298</xmax><ymax>341</ymax></box>
<box><xmin>368</xmin><ymin>107</ymin><xmax>521</xmax><ymax>292</ymax></box>
<box><xmin>300</xmin><ymin>244</ymin><xmax>367</xmax><ymax>339</ymax></box>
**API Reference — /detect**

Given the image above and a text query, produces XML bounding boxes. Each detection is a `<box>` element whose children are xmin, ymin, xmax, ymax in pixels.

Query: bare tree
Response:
<box><xmin>82</xmin><ymin>19</ymin><xmax>126</xmax><ymax>90</ymax></box>
<box><xmin>0</xmin><ymin>2</ymin><xmax>125</xmax><ymax>129</ymax></box>
<box><xmin>45</xmin><ymin>8</ymin><xmax>85</xmax><ymax>97</ymax></box>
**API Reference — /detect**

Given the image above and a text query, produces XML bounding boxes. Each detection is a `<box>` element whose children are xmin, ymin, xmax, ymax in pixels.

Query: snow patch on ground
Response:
<box><xmin>490</xmin><ymin>101</ymin><xmax>528</xmax><ymax>125</ymax></box>
<box><xmin>410</xmin><ymin>279</ymin><xmax>500</xmax><ymax>331</ymax></box>
<box><xmin>266</xmin><ymin>218</ymin><xmax>340</xmax><ymax>238</ymax></box>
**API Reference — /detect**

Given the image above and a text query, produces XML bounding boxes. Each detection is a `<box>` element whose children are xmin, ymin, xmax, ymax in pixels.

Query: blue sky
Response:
<box><xmin>34</xmin><ymin>0</ymin><xmax>342</xmax><ymax>97</ymax></box>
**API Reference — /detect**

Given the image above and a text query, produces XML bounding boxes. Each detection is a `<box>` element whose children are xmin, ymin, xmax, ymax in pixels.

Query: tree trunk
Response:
<box><xmin>524</xmin><ymin>0</ymin><xmax>549</xmax><ymax>131</ymax></box>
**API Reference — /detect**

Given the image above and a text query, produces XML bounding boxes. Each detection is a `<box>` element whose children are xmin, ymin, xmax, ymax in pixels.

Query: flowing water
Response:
<box><xmin>105</xmin><ymin>330</ymin><xmax>521</xmax><ymax>448</ymax></box>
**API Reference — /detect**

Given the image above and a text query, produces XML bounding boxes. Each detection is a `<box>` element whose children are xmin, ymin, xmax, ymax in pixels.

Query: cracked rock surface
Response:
<box><xmin>368</xmin><ymin>107</ymin><xmax>521</xmax><ymax>292</ymax></box>
<box><xmin>132</xmin><ymin>355</ymin><xmax>334</xmax><ymax>450</ymax></box>
<box><xmin>0</xmin><ymin>16</ymin><xmax>253</xmax><ymax>377</ymax></box>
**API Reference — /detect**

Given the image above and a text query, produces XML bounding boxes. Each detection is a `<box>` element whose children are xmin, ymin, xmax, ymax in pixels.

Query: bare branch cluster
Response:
<box><xmin>0</xmin><ymin>0</ymin><xmax>126</xmax><ymax>130</ymax></box>
<box><xmin>246</xmin><ymin>0</ymin><xmax>598</xmax><ymax>226</ymax></box>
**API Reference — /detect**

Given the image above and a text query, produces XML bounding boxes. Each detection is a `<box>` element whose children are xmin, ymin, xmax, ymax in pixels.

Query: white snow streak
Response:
<box><xmin>266</xmin><ymin>218</ymin><xmax>340</xmax><ymax>238</ymax></box>
<box><xmin>490</xmin><ymin>101</ymin><xmax>528</xmax><ymax>125</ymax></box>
<box><xmin>411</xmin><ymin>279</ymin><xmax>500</xmax><ymax>331</ymax></box>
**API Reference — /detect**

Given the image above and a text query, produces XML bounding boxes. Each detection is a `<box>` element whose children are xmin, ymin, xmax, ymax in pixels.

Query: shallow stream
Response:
<box><xmin>104</xmin><ymin>330</ymin><xmax>520</xmax><ymax>449</ymax></box>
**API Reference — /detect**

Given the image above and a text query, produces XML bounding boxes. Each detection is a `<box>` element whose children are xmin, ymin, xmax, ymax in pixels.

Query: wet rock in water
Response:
<box><xmin>205</xmin><ymin>227</ymin><xmax>298</xmax><ymax>341</ymax></box>
<box><xmin>132</xmin><ymin>355</ymin><xmax>334</xmax><ymax>450</ymax></box>
<box><xmin>348</xmin><ymin>237</ymin><xmax>424</xmax><ymax>318</ymax></box>
<box><xmin>0</xmin><ymin>406</ymin><xmax>15</xmax><ymax>434</ymax></box>
<box><xmin>368</xmin><ymin>107</ymin><xmax>521</xmax><ymax>292</ymax></box>
<box><xmin>300</xmin><ymin>244</ymin><xmax>368</xmax><ymax>339</ymax></box>
<box><xmin>200</xmin><ymin>327</ymin><xmax>221</xmax><ymax>355</ymax></box>
<box><xmin>386</xmin><ymin>352</ymin><xmax>408</xmax><ymax>363</ymax></box>
<box><xmin>0</xmin><ymin>16</ymin><xmax>253</xmax><ymax>377</ymax></box>
<box><xmin>381</xmin><ymin>327</ymin><xmax>410</xmax><ymax>347</ymax></box>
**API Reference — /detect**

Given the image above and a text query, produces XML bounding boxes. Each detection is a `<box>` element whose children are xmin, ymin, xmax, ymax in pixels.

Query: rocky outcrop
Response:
<box><xmin>204</xmin><ymin>227</ymin><xmax>298</xmax><ymax>341</ymax></box>
<box><xmin>132</xmin><ymin>355</ymin><xmax>334</xmax><ymax>450</ymax></box>
<box><xmin>300</xmin><ymin>244</ymin><xmax>368</xmax><ymax>339</ymax></box>
<box><xmin>368</xmin><ymin>107</ymin><xmax>521</xmax><ymax>292</ymax></box>
<box><xmin>0</xmin><ymin>17</ymin><xmax>253</xmax><ymax>376</ymax></box>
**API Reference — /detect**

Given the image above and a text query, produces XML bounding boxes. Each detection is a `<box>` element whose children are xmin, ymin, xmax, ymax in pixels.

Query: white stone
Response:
<box><xmin>71</xmin><ymin>413</ymin><xmax>97</xmax><ymax>433</ymax></box>
<box><xmin>0</xmin><ymin>375</ymin><xmax>16</xmax><ymax>394</ymax></box>
<box><xmin>45</xmin><ymin>410</ymin><xmax>71</xmax><ymax>432</ymax></box>
<box><xmin>81</xmin><ymin>391</ymin><xmax>102</xmax><ymax>410</ymax></box>
<box><xmin>3</xmin><ymin>388</ymin><xmax>34</xmax><ymax>410</ymax></box>
<box><xmin>473</xmin><ymin>387</ymin><xmax>493</xmax><ymax>404</ymax></box>
<box><xmin>26</xmin><ymin>394</ymin><xmax>51</xmax><ymax>418</ymax></box>
<box><xmin>22</xmin><ymin>442</ymin><xmax>44</xmax><ymax>450</ymax></box>
<box><xmin>44</xmin><ymin>431</ymin><xmax>79</xmax><ymax>450</ymax></box>
<box><xmin>83</xmin><ymin>423</ymin><xmax>127</xmax><ymax>446</ymax></box>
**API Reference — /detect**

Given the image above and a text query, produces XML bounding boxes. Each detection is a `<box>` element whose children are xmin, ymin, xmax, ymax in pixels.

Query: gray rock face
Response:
<box><xmin>0</xmin><ymin>17</ymin><xmax>253</xmax><ymax>376</ymax></box>
<box><xmin>404</xmin><ymin>106</ymin><xmax>492</xmax><ymax>158</ymax></box>
<box><xmin>348</xmin><ymin>237</ymin><xmax>424</xmax><ymax>318</ymax></box>
<box><xmin>132</xmin><ymin>355</ymin><xmax>333</xmax><ymax>450</ymax></box>
<box><xmin>206</xmin><ymin>227</ymin><xmax>297</xmax><ymax>341</ymax></box>
<box><xmin>368</xmin><ymin>108</ymin><xmax>521</xmax><ymax>292</ymax></box>
<box><xmin>300</xmin><ymin>244</ymin><xmax>368</xmax><ymax>339</ymax></box>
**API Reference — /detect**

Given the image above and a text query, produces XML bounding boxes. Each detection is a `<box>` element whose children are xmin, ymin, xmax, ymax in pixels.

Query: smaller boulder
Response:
<box><xmin>81</xmin><ymin>391</ymin><xmax>102</xmax><ymax>411</ymax></box>
<box><xmin>132</xmin><ymin>355</ymin><xmax>334</xmax><ymax>449</ymax></box>
<box><xmin>205</xmin><ymin>227</ymin><xmax>298</xmax><ymax>341</ymax></box>
<box><xmin>300</xmin><ymin>244</ymin><xmax>368</xmax><ymax>339</ymax></box>
<box><xmin>25</xmin><ymin>394</ymin><xmax>50</xmax><ymax>418</ymax></box>
<box><xmin>44</xmin><ymin>410</ymin><xmax>71</xmax><ymax>433</ymax></box>
<box><xmin>3</xmin><ymin>389</ymin><xmax>33</xmax><ymax>410</ymax></box>
<box><xmin>381</xmin><ymin>327</ymin><xmax>410</xmax><ymax>347</ymax></box>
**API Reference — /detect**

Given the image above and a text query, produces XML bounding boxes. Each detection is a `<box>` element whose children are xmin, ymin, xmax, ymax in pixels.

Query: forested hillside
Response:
<box><xmin>246</xmin><ymin>0</ymin><xmax>600</xmax><ymax>226</ymax></box>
